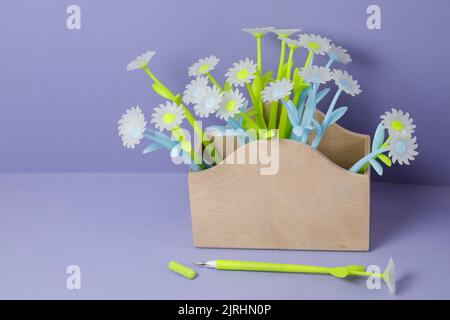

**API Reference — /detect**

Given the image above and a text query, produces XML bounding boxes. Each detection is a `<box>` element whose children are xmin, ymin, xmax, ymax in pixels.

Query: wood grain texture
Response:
<box><xmin>188</xmin><ymin>110</ymin><xmax>371</xmax><ymax>251</ymax></box>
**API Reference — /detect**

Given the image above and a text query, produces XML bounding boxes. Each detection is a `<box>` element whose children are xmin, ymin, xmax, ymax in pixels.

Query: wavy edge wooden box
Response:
<box><xmin>188</xmin><ymin>110</ymin><xmax>371</xmax><ymax>251</ymax></box>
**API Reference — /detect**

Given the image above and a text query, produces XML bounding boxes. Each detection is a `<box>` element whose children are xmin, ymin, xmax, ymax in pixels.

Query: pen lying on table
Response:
<box><xmin>193</xmin><ymin>259</ymin><xmax>396</xmax><ymax>294</ymax></box>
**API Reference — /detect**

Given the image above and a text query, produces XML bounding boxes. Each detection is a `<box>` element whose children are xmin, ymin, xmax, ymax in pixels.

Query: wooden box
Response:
<box><xmin>188</xmin><ymin>111</ymin><xmax>371</xmax><ymax>251</ymax></box>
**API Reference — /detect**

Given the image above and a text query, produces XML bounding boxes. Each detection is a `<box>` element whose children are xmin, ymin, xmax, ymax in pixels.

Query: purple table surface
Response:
<box><xmin>0</xmin><ymin>173</ymin><xmax>449</xmax><ymax>300</ymax></box>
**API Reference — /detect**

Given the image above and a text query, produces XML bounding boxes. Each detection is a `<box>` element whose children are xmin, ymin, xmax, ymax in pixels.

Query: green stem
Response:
<box><xmin>304</xmin><ymin>51</ymin><xmax>314</xmax><ymax>68</ymax></box>
<box><xmin>286</xmin><ymin>47</ymin><xmax>296</xmax><ymax>79</ymax></box>
<box><xmin>206</xmin><ymin>72</ymin><xmax>223</xmax><ymax>91</ymax></box>
<box><xmin>293</xmin><ymin>89</ymin><xmax>302</xmax><ymax>106</ymax></box>
<box><xmin>278</xmin><ymin>47</ymin><xmax>298</xmax><ymax>138</ymax></box>
<box><xmin>246</xmin><ymin>83</ymin><xmax>256</xmax><ymax>109</ymax></box>
<box><xmin>359</xmin><ymin>140</ymin><xmax>391</xmax><ymax>173</ymax></box>
<box><xmin>256</xmin><ymin>36</ymin><xmax>263</xmax><ymax>73</ymax></box>
<box><xmin>276</xmin><ymin>40</ymin><xmax>287</xmax><ymax>80</ymax></box>
<box><xmin>239</xmin><ymin>111</ymin><xmax>260</xmax><ymax>132</ymax></box>
<box><xmin>246</xmin><ymin>82</ymin><xmax>266</xmax><ymax>129</ymax></box>
<box><xmin>181</xmin><ymin>104</ymin><xmax>221</xmax><ymax>164</ymax></box>
<box><xmin>278</xmin><ymin>108</ymin><xmax>290</xmax><ymax>139</ymax></box>
<box><xmin>171</xmin><ymin>127</ymin><xmax>205</xmax><ymax>170</ymax></box>
<box><xmin>268</xmin><ymin>40</ymin><xmax>289</xmax><ymax>131</ymax></box>
<box><xmin>268</xmin><ymin>101</ymin><xmax>278</xmax><ymax>130</ymax></box>
<box><xmin>143</xmin><ymin>66</ymin><xmax>220</xmax><ymax>165</ymax></box>
<box><xmin>257</xmin><ymin>100</ymin><xmax>267</xmax><ymax>129</ymax></box>
<box><xmin>144</xmin><ymin>66</ymin><xmax>175</xmax><ymax>100</ymax></box>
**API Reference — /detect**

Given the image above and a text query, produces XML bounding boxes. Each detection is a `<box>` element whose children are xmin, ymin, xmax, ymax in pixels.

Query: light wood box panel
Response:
<box><xmin>188</xmin><ymin>110</ymin><xmax>371</xmax><ymax>251</ymax></box>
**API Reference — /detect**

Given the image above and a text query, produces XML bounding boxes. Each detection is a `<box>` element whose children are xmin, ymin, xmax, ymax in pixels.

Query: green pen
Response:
<box><xmin>194</xmin><ymin>258</ymin><xmax>395</xmax><ymax>294</ymax></box>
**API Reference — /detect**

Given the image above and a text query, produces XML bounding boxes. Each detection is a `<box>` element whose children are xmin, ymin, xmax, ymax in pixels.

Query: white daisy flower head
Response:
<box><xmin>299</xmin><ymin>66</ymin><xmax>332</xmax><ymax>84</ymax></box>
<box><xmin>194</xmin><ymin>86</ymin><xmax>223</xmax><ymax>118</ymax></box>
<box><xmin>331</xmin><ymin>69</ymin><xmax>362</xmax><ymax>96</ymax></box>
<box><xmin>225</xmin><ymin>58</ymin><xmax>257</xmax><ymax>87</ymax></box>
<box><xmin>150</xmin><ymin>101</ymin><xmax>185</xmax><ymax>132</ymax></box>
<box><xmin>242</xmin><ymin>27</ymin><xmax>274</xmax><ymax>37</ymax></box>
<box><xmin>127</xmin><ymin>51</ymin><xmax>156</xmax><ymax>71</ymax></box>
<box><xmin>380</xmin><ymin>108</ymin><xmax>416</xmax><ymax>137</ymax></box>
<box><xmin>388</xmin><ymin>131</ymin><xmax>418</xmax><ymax>165</ymax></box>
<box><xmin>182</xmin><ymin>76</ymin><xmax>209</xmax><ymax>105</ymax></box>
<box><xmin>272</xmin><ymin>28</ymin><xmax>302</xmax><ymax>38</ymax></box>
<box><xmin>382</xmin><ymin>258</ymin><xmax>396</xmax><ymax>294</ymax></box>
<box><xmin>216</xmin><ymin>89</ymin><xmax>245</xmax><ymax>120</ymax></box>
<box><xmin>262</xmin><ymin>79</ymin><xmax>294</xmax><ymax>102</ymax></box>
<box><xmin>298</xmin><ymin>34</ymin><xmax>331</xmax><ymax>55</ymax></box>
<box><xmin>118</xmin><ymin>106</ymin><xmax>147</xmax><ymax>149</ymax></box>
<box><xmin>283</xmin><ymin>38</ymin><xmax>302</xmax><ymax>49</ymax></box>
<box><xmin>327</xmin><ymin>44</ymin><xmax>352</xmax><ymax>65</ymax></box>
<box><xmin>188</xmin><ymin>55</ymin><xmax>219</xmax><ymax>77</ymax></box>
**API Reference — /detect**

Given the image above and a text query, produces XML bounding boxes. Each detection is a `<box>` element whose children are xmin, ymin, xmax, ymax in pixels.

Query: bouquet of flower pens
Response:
<box><xmin>118</xmin><ymin>27</ymin><xmax>418</xmax><ymax>175</ymax></box>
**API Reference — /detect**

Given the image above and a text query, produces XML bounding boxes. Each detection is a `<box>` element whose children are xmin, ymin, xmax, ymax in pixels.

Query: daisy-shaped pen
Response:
<box><xmin>216</xmin><ymin>89</ymin><xmax>245</xmax><ymax>120</ymax></box>
<box><xmin>188</xmin><ymin>55</ymin><xmax>219</xmax><ymax>77</ymax></box>
<box><xmin>183</xmin><ymin>76</ymin><xmax>209</xmax><ymax>105</ymax></box>
<box><xmin>331</xmin><ymin>69</ymin><xmax>361</xmax><ymax>96</ymax></box>
<box><xmin>383</xmin><ymin>258</ymin><xmax>396</xmax><ymax>294</ymax></box>
<box><xmin>243</xmin><ymin>27</ymin><xmax>274</xmax><ymax>73</ymax></box>
<box><xmin>150</xmin><ymin>102</ymin><xmax>206</xmax><ymax>168</ymax></box>
<box><xmin>272</xmin><ymin>28</ymin><xmax>302</xmax><ymax>80</ymax></box>
<box><xmin>349</xmin><ymin>120</ymin><xmax>418</xmax><ymax>173</ymax></box>
<box><xmin>151</xmin><ymin>101</ymin><xmax>186</xmax><ymax>132</ymax></box>
<box><xmin>269</xmin><ymin>30</ymin><xmax>301</xmax><ymax>135</ymax></box>
<box><xmin>283</xmin><ymin>38</ymin><xmax>303</xmax><ymax>79</ymax></box>
<box><xmin>298</xmin><ymin>34</ymin><xmax>331</xmax><ymax>55</ymax></box>
<box><xmin>272</xmin><ymin>28</ymin><xmax>302</xmax><ymax>39</ymax></box>
<box><xmin>314</xmin><ymin>69</ymin><xmax>361</xmax><ymax>147</ymax></box>
<box><xmin>127</xmin><ymin>51</ymin><xmax>177</xmax><ymax>101</ymax></box>
<box><xmin>323</xmin><ymin>69</ymin><xmax>361</xmax><ymax>126</ymax></box>
<box><xmin>225</xmin><ymin>58</ymin><xmax>257</xmax><ymax>88</ymax></box>
<box><xmin>127</xmin><ymin>52</ymin><xmax>220</xmax><ymax>165</ymax></box>
<box><xmin>188</xmin><ymin>55</ymin><xmax>222</xmax><ymax>91</ymax></box>
<box><xmin>344</xmin><ymin>258</ymin><xmax>396</xmax><ymax>294</ymax></box>
<box><xmin>388</xmin><ymin>131</ymin><xmax>418</xmax><ymax>165</ymax></box>
<box><xmin>127</xmin><ymin>51</ymin><xmax>155</xmax><ymax>71</ymax></box>
<box><xmin>262</xmin><ymin>78</ymin><xmax>293</xmax><ymax>103</ymax></box>
<box><xmin>243</xmin><ymin>27</ymin><xmax>274</xmax><ymax>37</ymax></box>
<box><xmin>118</xmin><ymin>106</ymin><xmax>147</xmax><ymax>149</ymax></box>
<box><xmin>380</xmin><ymin>108</ymin><xmax>416</xmax><ymax>137</ymax></box>
<box><xmin>225</xmin><ymin>58</ymin><xmax>261</xmax><ymax>125</ymax></box>
<box><xmin>262</xmin><ymin>79</ymin><xmax>296</xmax><ymax>137</ymax></box>
<box><xmin>298</xmin><ymin>34</ymin><xmax>332</xmax><ymax>67</ymax></box>
<box><xmin>326</xmin><ymin>44</ymin><xmax>352</xmax><ymax>68</ymax></box>
<box><xmin>299</xmin><ymin>66</ymin><xmax>332</xmax><ymax>85</ymax></box>
<box><xmin>193</xmin><ymin>86</ymin><xmax>223</xmax><ymax>118</ymax></box>
<box><xmin>297</xmin><ymin>66</ymin><xmax>332</xmax><ymax>142</ymax></box>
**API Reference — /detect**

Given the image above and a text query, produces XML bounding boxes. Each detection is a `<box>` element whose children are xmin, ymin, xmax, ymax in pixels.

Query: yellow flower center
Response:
<box><xmin>391</xmin><ymin>120</ymin><xmax>404</xmax><ymax>131</ymax></box>
<box><xmin>308</xmin><ymin>42</ymin><xmax>320</xmax><ymax>50</ymax></box>
<box><xmin>225</xmin><ymin>100</ymin><xmax>237</xmax><ymax>111</ymax></box>
<box><xmin>198</xmin><ymin>64</ymin><xmax>210</xmax><ymax>73</ymax></box>
<box><xmin>163</xmin><ymin>112</ymin><xmax>175</xmax><ymax>124</ymax></box>
<box><xmin>236</xmin><ymin>69</ymin><xmax>249</xmax><ymax>80</ymax></box>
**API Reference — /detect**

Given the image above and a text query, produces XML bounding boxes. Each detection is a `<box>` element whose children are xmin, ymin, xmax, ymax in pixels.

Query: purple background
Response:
<box><xmin>1</xmin><ymin>1</ymin><xmax>450</xmax><ymax>300</ymax></box>
<box><xmin>1</xmin><ymin>0</ymin><xmax>449</xmax><ymax>185</ymax></box>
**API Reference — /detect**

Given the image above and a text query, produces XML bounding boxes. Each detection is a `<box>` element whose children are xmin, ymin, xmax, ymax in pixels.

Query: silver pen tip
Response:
<box><xmin>193</xmin><ymin>261</ymin><xmax>207</xmax><ymax>266</ymax></box>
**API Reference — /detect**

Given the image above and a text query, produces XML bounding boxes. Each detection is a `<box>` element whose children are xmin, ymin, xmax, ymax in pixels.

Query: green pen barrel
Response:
<box><xmin>216</xmin><ymin>260</ymin><xmax>331</xmax><ymax>274</ymax></box>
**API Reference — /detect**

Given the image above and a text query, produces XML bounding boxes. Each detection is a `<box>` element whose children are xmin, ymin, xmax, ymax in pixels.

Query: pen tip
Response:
<box><xmin>193</xmin><ymin>261</ymin><xmax>206</xmax><ymax>266</ymax></box>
